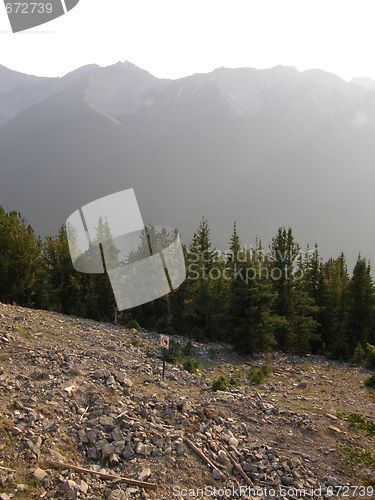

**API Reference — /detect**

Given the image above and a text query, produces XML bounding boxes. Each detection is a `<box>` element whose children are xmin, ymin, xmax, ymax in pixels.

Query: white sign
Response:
<box><xmin>160</xmin><ymin>335</ymin><xmax>169</xmax><ymax>349</ymax></box>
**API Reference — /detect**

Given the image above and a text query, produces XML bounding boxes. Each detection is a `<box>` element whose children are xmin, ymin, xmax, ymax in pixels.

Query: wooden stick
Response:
<box><xmin>44</xmin><ymin>460</ymin><xmax>157</xmax><ymax>490</ymax></box>
<box><xmin>228</xmin><ymin>455</ymin><xmax>254</xmax><ymax>487</ymax></box>
<box><xmin>182</xmin><ymin>436</ymin><xmax>217</xmax><ymax>471</ymax></box>
<box><xmin>115</xmin><ymin>411</ymin><xmax>142</xmax><ymax>424</ymax></box>
<box><xmin>183</xmin><ymin>436</ymin><xmax>254</xmax><ymax>487</ymax></box>
<box><xmin>0</xmin><ymin>465</ymin><xmax>16</xmax><ymax>472</ymax></box>
<box><xmin>79</xmin><ymin>406</ymin><xmax>89</xmax><ymax>422</ymax></box>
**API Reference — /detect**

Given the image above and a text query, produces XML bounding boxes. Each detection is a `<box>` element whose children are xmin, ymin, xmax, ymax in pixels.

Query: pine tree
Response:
<box><xmin>183</xmin><ymin>217</ymin><xmax>217</xmax><ymax>334</ymax></box>
<box><xmin>344</xmin><ymin>255</ymin><xmax>375</xmax><ymax>352</ymax></box>
<box><xmin>43</xmin><ymin>225</ymin><xmax>85</xmax><ymax>314</ymax></box>
<box><xmin>288</xmin><ymin>277</ymin><xmax>320</xmax><ymax>353</ymax></box>
<box><xmin>303</xmin><ymin>244</ymin><xmax>327</xmax><ymax>353</ymax></box>
<box><xmin>322</xmin><ymin>253</ymin><xmax>350</xmax><ymax>359</ymax></box>
<box><xmin>0</xmin><ymin>206</ymin><xmax>46</xmax><ymax>307</ymax></box>
<box><xmin>269</xmin><ymin>227</ymin><xmax>319</xmax><ymax>352</ymax></box>
<box><xmin>90</xmin><ymin>217</ymin><xmax>119</xmax><ymax>320</ymax></box>
<box><xmin>220</xmin><ymin>224</ymin><xmax>277</xmax><ymax>353</ymax></box>
<box><xmin>228</xmin><ymin>222</ymin><xmax>241</xmax><ymax>264</ymax></box>
<box><xmin>269</xmin><ymin>227</ymin><xmax>299</xmax><ymax>349</ymax></box>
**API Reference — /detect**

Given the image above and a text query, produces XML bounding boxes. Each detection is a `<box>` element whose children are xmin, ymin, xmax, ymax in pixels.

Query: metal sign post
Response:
<box><xmin>160</xmin><ymin>335</ymin><xmax>169</xmax><ymax>379</ymax></box>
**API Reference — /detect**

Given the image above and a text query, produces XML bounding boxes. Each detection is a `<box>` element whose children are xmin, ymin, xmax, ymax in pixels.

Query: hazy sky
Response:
<box><xmin>1</xmin><ymin>0</ymin><xmax>375</xmax><ymax>81</ymax></box>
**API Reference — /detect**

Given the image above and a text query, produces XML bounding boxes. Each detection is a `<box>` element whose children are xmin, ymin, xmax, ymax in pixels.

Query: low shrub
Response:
<box><xmin>131</xmin><ymin>336</ymin><xmax>141</xmax><ymax>347</ymax></box>
<box><xmin>365</xmin><ymin>344</ymin><xmax>375</xmax><ymax>370</ymax></box>
<box><xmin>336</xmin><ymin>411</ymin><xmax>375</xmax><ymax>437</ymax></box>
<box><xmin>182</xmin><ymin>340</ymin><xmax>196</xmax><ymax>357</ymax></box>
<box><xmin>364</xmin><ymin>372</ymin><xmax>375</xmax><ymax>388</ymax></box>
<box><xmin>183</xmin><ymin>357</ymin><xmax>200</xmax><ymax>374</ymax></box>
<box><xmin>247</xmin><ymin>367</ymin><xmax>265</xmax><ymax>384</ymax></box>
<box><xmin>162</xmin><ymin>340</ymin><xmax>182</xmax><ymax>365</ymax></box>
<box><xmin>347</xmin><ymin>412</ymin><xmax>375</xmax><ymax>437</ymax></box>
<box><xmin>260</xmin><ymin>363</ymin><xmax>273</xmax><ymax>376</ymax></box>
<box><xmin>144</xmin><ymin>345</ymin><xmax>154</xmax><ymax>358</ymax></box>
<box><xmin>340</xmin><ymin>446</ymin><xmax>375</xmax><ymax>468</ymax></box>
<box><xmin>247</xmin><ymin>363</ymin><xmax>272</xmax><ymax>384</ymax></box>
<box><xmin>212</xmin><ymin>376</ymin><xmax>228</xmax><ymax>392</ymax></box>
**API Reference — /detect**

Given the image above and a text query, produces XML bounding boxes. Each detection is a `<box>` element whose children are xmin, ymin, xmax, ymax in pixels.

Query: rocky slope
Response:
<box><xmin>0</xmin><ymin>301</ymin><xmax>374</xmax><ymax>499</ymax></box>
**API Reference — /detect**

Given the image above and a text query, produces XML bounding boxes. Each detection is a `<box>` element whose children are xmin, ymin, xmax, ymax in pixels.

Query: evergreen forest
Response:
<box><xmin>1</xmin><ymin>204</ymin><xmax>375</xmax><ymax>363</ymax></box>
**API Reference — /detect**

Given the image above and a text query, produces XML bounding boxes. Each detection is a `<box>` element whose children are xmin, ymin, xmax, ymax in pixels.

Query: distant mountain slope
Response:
<box><xmin>0</xmin><ymin>63</ymin><xmax>99</xmax><ymax>127</ymax></box>
<box><xmin>0</xmin><ymin>62</ymin><xmax>374</xmax><ymax>272</ymax></box>
<box><xmin>350</xmin><ymin>76</ymin><xmax>375</xmax><ymax>90</ymax></box>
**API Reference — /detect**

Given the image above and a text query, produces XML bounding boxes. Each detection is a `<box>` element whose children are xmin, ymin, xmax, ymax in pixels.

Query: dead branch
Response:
<box><xmin>0</xmin><ymin>465</ymin><xmax>16</xmax><ymax>472</ymax></box>
<box><xmin>182</xmin><ymin>436</ymin><xmax>217</xmax><ymax>470</ymax></box>
<box><xmin>228</xmin><ymin>454</ymin><xmax>254</xmax><ymax>487</ymax></box>
<box><xmin>79</xmin><ymin>406</ymin><xmax>89</xmax><ymax>422</ymax></box>
<box><xmin>44</xmin><ymin>460</ymin><xmax>157</xmax><ymax>490</ymax></box>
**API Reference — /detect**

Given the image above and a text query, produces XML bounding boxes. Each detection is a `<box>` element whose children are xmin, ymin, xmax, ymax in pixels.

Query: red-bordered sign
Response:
<box><xmin>160</xmin><ymin>335</ymin><xmax>169</xmax><ymax>349</ymax></box>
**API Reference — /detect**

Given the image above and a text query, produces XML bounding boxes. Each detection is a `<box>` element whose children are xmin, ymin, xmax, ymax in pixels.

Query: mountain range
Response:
<box><xmin>0</xmin><ymin>61</ymin><xmax>374</xmax><ymax>272</ymax></box>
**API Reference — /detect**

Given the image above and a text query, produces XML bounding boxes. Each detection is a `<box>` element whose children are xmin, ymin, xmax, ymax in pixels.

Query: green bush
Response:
<box><xmin>345</xmin><ymin>412</ymin><xmax>375</xmax><ymax>437</ymax></box>
<box><xmin>247</xmin><ymin>363</ymin><xmax>272</xmax><ymax>385</ymax></box>
<box><xmin>144</xmin><ymin>345</ymin><xmax>154</xmax><ymax>358</ymax></box>
<box><xmin>340</xmin><ymin>446</ymin><xmax>375</xmax><ymax>468</ymax></box>
<box><xmin>125</xmin><ymin>319</ymin><xmax>141</xmax><ymax>331</ymax></box>
<box><xmin>131</xmin><ymin>336</ymin><xmax>141</xmax><ymax>348</ymax></box>
<box><xmin>364</xmin><ymin>372</ymin><xmax>375</xmax><ymax>388</ymax></box>
<box><xmin>229</xmin><ymin>376</ymin><xmax>239</xmax><ymax>387</ymax></box>
<box><xmin>162</xmin><ymin>340</ymin><xmax>182</xmax><ymax>365</ymax></box>
<box><xmin>352</xmin><ymin>342</ymin><xmax>365</xmax><ymax>366</ymax></box>
<box><xmin>365</xmin><ymin>344</ymin><xmax>375</xmax><ymax>370</ymax></box>
<box><xmin>183</xmin><ymin>357</ymin><xmax>200</xmax><ymax>374</ymax></box>
<box><xmin>212</xmin><ymin>376</ymin><xmax>228</xmax><ymax>392</ymax></box>
<box><xmin>260</xmin><ymin>363</ymin><xmax>273</xmax><ymax>376</ymax></box>
<box><xmin>182</xmin><ymin>340</ymin><xmax>196</xmax><ymax>357</ymax></box>
<box><xmin>247</xmin><ymin>367</ymin><xmax>265</xmax><ymax>384</ymax></box>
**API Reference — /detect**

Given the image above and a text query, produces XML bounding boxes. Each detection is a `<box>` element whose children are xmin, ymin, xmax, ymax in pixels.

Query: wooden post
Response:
<box><xmin>160</xmin><ymin>334</ymin><xmax>169</xmax><ymax>379</ymax></box>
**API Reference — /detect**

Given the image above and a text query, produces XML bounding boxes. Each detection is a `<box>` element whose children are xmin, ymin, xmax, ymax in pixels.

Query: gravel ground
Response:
<box><xmin>0</xmin><ymin>301</ymin><xmax>374</xmax><ymax>499</ymax></box>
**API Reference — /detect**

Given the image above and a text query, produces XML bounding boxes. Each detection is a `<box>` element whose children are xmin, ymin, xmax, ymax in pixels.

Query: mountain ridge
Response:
<box><xmin>0</xmin><ymin>62</ymin><xmax>374</xmax><ymax>273</ymax></box>
<box><xmin>349</xmin><ymin>76</ymin><xmax>375</xmax><ymax>90</ymax></box>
